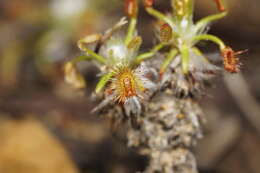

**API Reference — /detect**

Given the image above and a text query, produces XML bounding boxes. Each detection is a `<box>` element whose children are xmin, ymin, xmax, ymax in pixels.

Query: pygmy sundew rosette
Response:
<box><xmin>143</xmin><ymin>0</ymin><xmax>244</xmax><ymax>97</ymax></box>
<box><xmin>63</xmin><ymin>0</ymin><xmax>246</xmax><ymax>173</ymax></box>
<box><xmin>64</xmin><ymin>0</ymin><xmax>162</xmax><ymax>117</ymax></box>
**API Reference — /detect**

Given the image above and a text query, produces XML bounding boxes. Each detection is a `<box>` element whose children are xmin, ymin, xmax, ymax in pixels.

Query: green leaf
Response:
<box><xmin>160</xmin><ymin>49</ymin><xmax>178</xmax><ymax>74</ymax></box>
<box><xmin>95</xmin><ymin>72</ymin><xmax>114</xmax><ymax>93</ymax></box>
<box><xmin>180</xmin><ymin>44</ymin><xmax>189</xmax><ymax>74</ymax></box>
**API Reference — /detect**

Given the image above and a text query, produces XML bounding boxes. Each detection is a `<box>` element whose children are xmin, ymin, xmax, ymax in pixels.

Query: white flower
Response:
<box><xmin>100</xmin><ymin>37</ymin><xmax>137</xmax><ymax>67</ymax></box>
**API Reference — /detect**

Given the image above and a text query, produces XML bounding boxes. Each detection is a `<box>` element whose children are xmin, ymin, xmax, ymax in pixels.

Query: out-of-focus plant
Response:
<box><xmin>34</xmin><ymin>0</ymin><xmax>91</xmax><ymax>77</ymax></box>
<box><xmin>0</xmin><ymin>0</ymin><xmax>49</xmax><ymax>87</ymax></box>
<box><xmin>0</xmin><ymin>0</ymin><xmax>95</xmax><ymax>87</ymax></box>
<box><xmin>64</xmin><ymin>0</ymin><xmax>245</xmax><ymax>172</ymax></box>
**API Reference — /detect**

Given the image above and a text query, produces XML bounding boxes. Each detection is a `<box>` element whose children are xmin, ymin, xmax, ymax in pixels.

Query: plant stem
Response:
<box><xmin>136</xmin><ymin>43</ymin><xmax>166</xmax><ymax>63</ymax></box>
<box><xmin>192</xmin><ymin>34</ymin><xmax>226</xmax><ymax>50</ymax></box>
<box><xmin>180</xmin><ymin>44</ymin><xmax>190</xmax><ymax>74</ymax></box>
<box><xmin>195</xmin><ymin>12</ymin><xmax>227</xmax><ymax>31</ymax></box>
<box><xmin>125</xmin><ymin>18</ymin><xmax>137</xmax><ymax>45</ymax></box>
<box><xmin>146</xmin><ymin>7</ymin><xmax>173</xmax><ymax>26</ymax></box>
<box><xmin>160</xmin><ymin>49</ymin><xmax>178</xmax><ymax>74</ymax></box>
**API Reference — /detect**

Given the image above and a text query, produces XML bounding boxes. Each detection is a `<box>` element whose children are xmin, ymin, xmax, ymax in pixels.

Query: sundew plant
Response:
<box><xmin>64</xmin><ymin>0</ymin><xmax>244</xmax><ymax>172</ymax></box>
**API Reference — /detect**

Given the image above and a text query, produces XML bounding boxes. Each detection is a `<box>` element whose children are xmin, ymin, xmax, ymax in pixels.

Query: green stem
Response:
<box><xmin>125</xmin><ymin>18</ymin><xmax>137</xmax><ymax>45</ymax></box>
<box><xmin>78</xmin><ymin>45</ymin><xmax>106</xmax><ymax>64</ymax></box>
<box><xmin>160</xmin><ymin>48</ymin><xmax>178</xmax><ymax>73</ymax></box>
<box><xmin>180</xmin><ymin>44</ymin><xmax>189</xmax><ymax>74</ymax></box>
<box><xmin>135</xmin><ymin>43</ymin><xmax>166</xmax><ymax>63</ymax></box>
<box><xmin>146</xmin><ymin>7</ymin><xmax>173</xmax><ymax>26</ymax></box>
<box><xmin>195</xmin><ymin>11</ymin><xmax>227</xmax><ymax>31</ymax></box>
<box><xmin>71</xmin><ymin>55</ymin><xmax>93</xmax><ymax>64</ymax></box>
<box><xmin>95</xmin><ymin>72</ymin><xmax>114</xmax><ymax>93</ymax></box>
<box><xmin>192</xmin><ymin>47</ymin><xmax>202</xmax><ymax>56</ymax></box>
<box><xmin>192</xmin><ymin>34</ymin><xmax>226</xmax><ymax>50</ymax></box>
<box><xmin>187</xmin><ymin>0</ymin><xmax>194</xmax><ymax>18</ymax></box>
<box><xmin>192</xmin><ymin>47</ymin><xmax>210</xmax><ymax>63</ymax></box>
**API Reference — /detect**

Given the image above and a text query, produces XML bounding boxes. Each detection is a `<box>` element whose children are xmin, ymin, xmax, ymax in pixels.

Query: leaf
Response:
<box><xmin>95</xmin><ymin>72</ymin><xmax>114</xmax><ymax>93</ymax></box>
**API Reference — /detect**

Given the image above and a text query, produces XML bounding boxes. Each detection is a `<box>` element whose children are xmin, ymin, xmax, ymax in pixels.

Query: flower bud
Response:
<box><xmin>125</xmin><ymin>0</ymin><xmax>138</xmax><ymax>18</ymax></box>
<box><xmin>127</xmin><ymin>36</ymin><xmax>142</xmax><ymax>51</ymax></box>
<box><xmin>64</xmin><ymin>62</ymin><xmax>86</xmax><ymax>89</ymax></box>
<box><xmin>172</xmin><ymin>0</ymin><xmax>185</xmax><ymax>17</ymax></box>
<box><xmin>144</xmin><ymin>0</ymin><xmax>154</xmax><ymax>8</ymax></box>
<box><xmin>213</xmin><ymin>0</ymin><xmax>226</xmax><ymax>12</ymax></box>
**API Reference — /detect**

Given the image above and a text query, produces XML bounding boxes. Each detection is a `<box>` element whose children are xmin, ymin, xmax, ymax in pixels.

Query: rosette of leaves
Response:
<box><xmin>144</xmin><ymin>0</ymin><xmax>244</xmax><ymax>97</ymax></box>
<box><xmin>64</xmin><ymin>0</ymin><xmax>165</xmax><ymax>116</ymax></box>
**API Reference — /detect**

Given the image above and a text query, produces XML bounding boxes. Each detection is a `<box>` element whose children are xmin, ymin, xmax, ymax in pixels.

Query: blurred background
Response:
<box><xmin>0</xmin><ymin>0</ymin><xmax>260</xmax><ymax>173</ymax></box>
